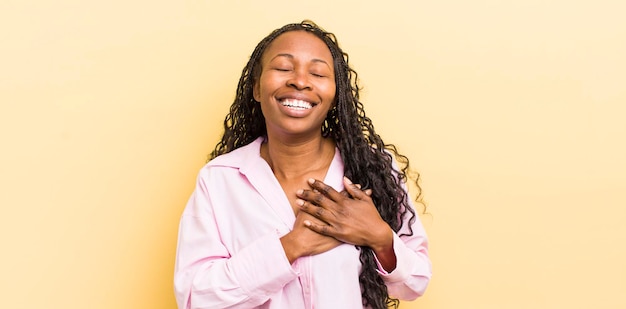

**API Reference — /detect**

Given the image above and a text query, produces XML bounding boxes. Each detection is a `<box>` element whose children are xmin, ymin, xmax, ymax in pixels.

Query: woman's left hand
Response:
<box><xmin>295</xmin><ymin>177</ymin><xmax>393</xmax><ymax>253</ymax></box>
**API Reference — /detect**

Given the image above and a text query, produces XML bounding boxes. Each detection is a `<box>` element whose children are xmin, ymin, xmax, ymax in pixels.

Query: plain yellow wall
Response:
<box><xmin>1</xmin><ymin>1</ymin><xmax>625</xmax><ymax>308</ymax></box>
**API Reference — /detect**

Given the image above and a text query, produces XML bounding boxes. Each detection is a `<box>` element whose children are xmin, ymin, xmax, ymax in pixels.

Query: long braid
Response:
<box><xmin>210</xmin><ymin>20</ymin><xmax>422</xmax><ymax>309</ymax></box>
<box><xmin>330</xmin><ymin>51</ymin><xmax>417</xmax><ymax>309</ymax></box>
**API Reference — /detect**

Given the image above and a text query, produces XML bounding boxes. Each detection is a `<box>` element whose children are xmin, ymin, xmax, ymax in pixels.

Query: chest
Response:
<box><xmin>277</xmin><ymin>174</ymin><xmax>325</xmax><ymax>216</ymax></box>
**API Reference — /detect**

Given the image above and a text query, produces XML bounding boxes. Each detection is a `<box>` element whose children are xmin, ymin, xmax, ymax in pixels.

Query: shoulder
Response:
<box><xmin>206</xmin><ymin>137</ymin><xmax>264</xmax><ymax>169</ymax></box>
<box><xmin>193</xmin><ymin>137</ymin><xmax>264</xmax><ymax>191</ymax></box>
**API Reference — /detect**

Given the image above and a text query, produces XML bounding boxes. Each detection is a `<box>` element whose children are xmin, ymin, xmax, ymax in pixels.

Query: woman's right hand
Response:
<box><xmin>280</xmin><ymin>211</ymin><xmax>342</xmax><ymax>264</ymax></box>
<box><xmin>280</xmin><ymin>183</ymin><xmax>371</xmax><ymax>264</ymax></box>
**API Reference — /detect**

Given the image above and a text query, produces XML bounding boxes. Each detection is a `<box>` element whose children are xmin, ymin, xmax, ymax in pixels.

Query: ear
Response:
<box><xmin>253</xmin><ymin>79</ymin><xmax>260</xmax><ymax>102</ymax></box>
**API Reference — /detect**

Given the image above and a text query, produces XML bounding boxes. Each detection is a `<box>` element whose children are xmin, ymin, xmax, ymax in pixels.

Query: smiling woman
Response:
<box><xmin>173</xmin><ymin>20</ymin><xmax>432</xmax><ymax>309</ymax></box>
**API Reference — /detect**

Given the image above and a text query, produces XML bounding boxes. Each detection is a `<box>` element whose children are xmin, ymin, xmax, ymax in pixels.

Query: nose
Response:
<box><xmin>287</xmin><ymin>69</ymin><xmax>312</xmax><ymax>90</ymax></box>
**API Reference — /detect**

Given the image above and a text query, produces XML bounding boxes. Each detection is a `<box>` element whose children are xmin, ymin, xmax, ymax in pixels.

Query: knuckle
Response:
<box><xmin>320</xmin><ymin>184</ymin><xmax>331</xmax><ymax>195</ymax></box>
<box><xmin>336</xmin><ymin>208</ymin><xmax>346</xmax><ymax>216</ymax></box>
<box><xmin>315</xmin><ymin>207</ymin><xmax>324</xmax><ymax>218</ymax></box>
<box><xmin>313</xmin><ymin>194</ymin><xmax>324</xmax><ymax>204</ymax></box>
<box><xmin>335</xmin><ymin>226</ymin><xmax>344</xmax><ymax>236</ymax></box>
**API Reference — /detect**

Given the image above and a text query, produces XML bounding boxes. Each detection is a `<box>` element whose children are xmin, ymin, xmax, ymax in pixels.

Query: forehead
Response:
<box><xmin>262</xmin><ymin>30</ymin><xmax>333</xmax><ymax>62</ymax></box>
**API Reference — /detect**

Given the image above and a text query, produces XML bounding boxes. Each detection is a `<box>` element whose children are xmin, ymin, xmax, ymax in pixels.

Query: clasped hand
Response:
<box><xmin>296</xmin><ymin>177</ymin><xmax>393</xmax><ymax>252</ymax></box>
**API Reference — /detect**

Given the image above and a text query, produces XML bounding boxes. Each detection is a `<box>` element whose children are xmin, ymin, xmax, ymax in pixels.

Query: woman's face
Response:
<box><xmin>254</xmin><ymin>30</ymin><xmax>336</xmax><ymax>139</ymax></box>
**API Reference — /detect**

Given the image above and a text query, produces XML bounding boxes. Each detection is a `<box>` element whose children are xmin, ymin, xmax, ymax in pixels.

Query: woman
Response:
<box><xmin>174</xmin><ymin>21</ymin><xmax>431</xmax><ymax>309</ymax></box>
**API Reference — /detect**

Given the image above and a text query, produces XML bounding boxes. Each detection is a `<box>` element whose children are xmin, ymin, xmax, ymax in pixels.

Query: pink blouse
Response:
<box><xmin>174</xmin><ymin>137</ymin><xmax>431</xmax><ymax>308</ymax></box>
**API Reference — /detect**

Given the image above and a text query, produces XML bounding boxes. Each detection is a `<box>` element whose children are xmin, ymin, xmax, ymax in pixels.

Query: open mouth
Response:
<box><xmin>280</xmin><ymin>99</ymin><xmax>316</xmax><ymax>110</ymax></box>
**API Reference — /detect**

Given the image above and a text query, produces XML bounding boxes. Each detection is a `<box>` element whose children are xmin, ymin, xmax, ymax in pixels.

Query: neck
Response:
<box><xmin>261</xmin><ymin>134</ymin><xmax>335</xmax><ymax>180</ymax></box>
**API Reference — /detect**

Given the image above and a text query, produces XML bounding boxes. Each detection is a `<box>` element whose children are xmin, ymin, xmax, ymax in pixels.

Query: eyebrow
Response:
<box><xmin>270</xmin><ymin>53</ymin><xmax>332</xmax><ymax>69</ymax></box>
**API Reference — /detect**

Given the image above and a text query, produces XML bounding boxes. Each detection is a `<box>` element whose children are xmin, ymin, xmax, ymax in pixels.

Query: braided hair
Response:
<box><xmin>210</xmin><ymin>20</ymin><xmax>422</xmax><ymax>309</ymax></box>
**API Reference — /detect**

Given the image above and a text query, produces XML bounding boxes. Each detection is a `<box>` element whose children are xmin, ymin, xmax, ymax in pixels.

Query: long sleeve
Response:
<box><xmin>373</xmin><ymin>160</ymin><xmax>432</xmax><ymax>300</ymax></box>
<box><xmin>173</xmin><ymin>169</ymin><xmax>299</xmax><ymax>309</ymax></box>
<box><xmin>376</xmin><ymin>225</ymin><xmax>431</xmax><ymax>300</ymax></box>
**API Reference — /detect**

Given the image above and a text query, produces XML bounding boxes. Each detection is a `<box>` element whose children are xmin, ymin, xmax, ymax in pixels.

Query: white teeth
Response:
<box><xmin>281</xmin><ymin>99</ymin><xmax>313</xmax><ymax>110</ymax></box>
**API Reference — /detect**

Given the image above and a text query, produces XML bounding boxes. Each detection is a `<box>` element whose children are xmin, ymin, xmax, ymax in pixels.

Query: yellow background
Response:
<box><xmin>1</xmin><ymin>1</ymin><xmax>624</xmax><ymax>308</ymax></box>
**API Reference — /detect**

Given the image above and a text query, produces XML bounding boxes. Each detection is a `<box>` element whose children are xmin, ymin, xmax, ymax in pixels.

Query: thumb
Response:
<box><xmin>343</xmin><ymin>177</ymin><xmax>368</xmax><ymax>200</ymax></box>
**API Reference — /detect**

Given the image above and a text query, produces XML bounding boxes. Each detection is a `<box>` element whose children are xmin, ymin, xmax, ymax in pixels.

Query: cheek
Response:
<box><xmin>257</xmin><ymin>74</ymin><xmax>281</xmax><ymax>97</ymax></box>
<box><xmin>325</xmin><ymin>84</ymin><xmax>337</xmax><ymax>102</ymax></box>
<box><xmin>316</xmin><ymin>78</ymin><xmax>336</xmax><ymax>100</ymax></box>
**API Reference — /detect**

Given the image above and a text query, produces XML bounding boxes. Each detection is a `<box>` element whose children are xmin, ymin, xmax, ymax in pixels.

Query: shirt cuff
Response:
<box><xmin>374</xmin><ymin>233</ymin><xmax>413</xmax><ymax>283</ymax></box>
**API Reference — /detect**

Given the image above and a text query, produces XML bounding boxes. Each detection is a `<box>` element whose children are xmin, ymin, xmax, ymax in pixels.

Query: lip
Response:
<box><xmin>276</xmin><ymin>93</ymin><xmax>319</xmax><ymax>106</ymax></box>
<box><xmin>275</xmin><ymin>93</ymin><xmax>319</xmax><ymax>117</ymax></box>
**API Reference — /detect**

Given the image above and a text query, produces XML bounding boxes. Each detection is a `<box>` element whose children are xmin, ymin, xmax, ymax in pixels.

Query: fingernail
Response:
<box><xmin>296</xmin><ymin>199</ymin><xmax>304</xmax><ymax>206</ymax></box>
<box><xmin>308</xmin><ymin>178</ymin><xmax>315</xmax><ymax>184</ymax></box>
<box><xmin>304</xmin><ymin>220</ymin><xmax>311</xmax><ymax>227</ymax></box>
<box><xmin>296</xmin><ymin>189</ymin><xmax>303</xmax><ymax>195</ymax></box>
<box><xmin>343</xmin><ymin>176</ymin><xmax>353</xmax><ymax>184</ymax></box>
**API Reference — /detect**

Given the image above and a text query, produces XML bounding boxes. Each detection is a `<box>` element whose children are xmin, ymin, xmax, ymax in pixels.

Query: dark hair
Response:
<box><xmin>210</xmin><ymin>20</ymin><xmax>422</xmax><ymax>309</ymax></box>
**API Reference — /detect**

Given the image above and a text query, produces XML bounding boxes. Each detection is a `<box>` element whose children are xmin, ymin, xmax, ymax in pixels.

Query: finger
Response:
<box><xmin>343</xmin><ymin>177</ymin><xmax>371</xmax><ymax>200</ymax></box>
<box><xmin>297</xmin><ymin>188</ymin><xmax>330</xmax><ymax>208</ymax></box>
<box><xmin>354</xmin><ymin>183</ymin><xmax>372</xmax><ymax>196</ymax></box>
<box><xmin>307</xmin><ymin>178</ymin><xmax>344</xmax><ymax>202</ymax></box>
<box><xmin>297</xmin><ymin>198</ymin><xmax>328</xmax><ymax>221</ymax></box>
<box><xmin>341</xmin><ymin>186</ymin><xmax>370</xmax><ymax>198</ymax></box>
<box><xmin>303</xmin><ymin>219</ymin><xmax>335</xmax><ymax>237</ymax></box>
